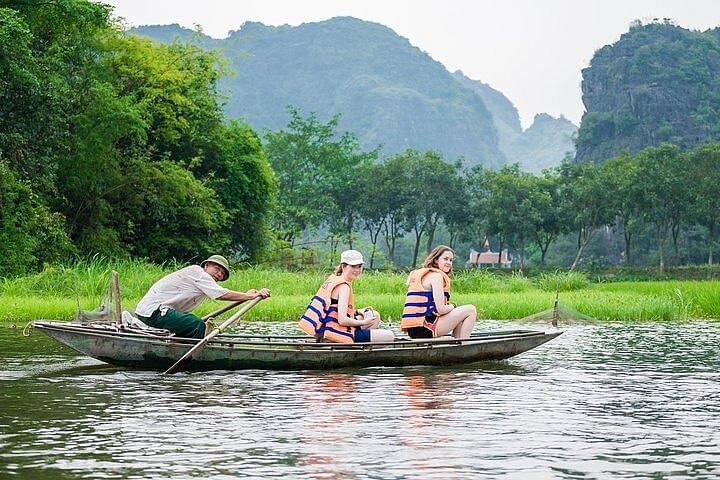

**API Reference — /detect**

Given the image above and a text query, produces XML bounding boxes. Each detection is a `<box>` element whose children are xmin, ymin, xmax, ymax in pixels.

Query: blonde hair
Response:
<box><xmin>422</xmin><ymin>245</ymin><xmax>454</xmax><ymax>272</ymax></box>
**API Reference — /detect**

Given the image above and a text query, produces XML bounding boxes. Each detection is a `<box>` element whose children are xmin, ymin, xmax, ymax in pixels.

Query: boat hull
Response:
<box><xmin>32</xmin><ymin>321</ymin><xmax>562</xmax><ymax>371</ymax></box>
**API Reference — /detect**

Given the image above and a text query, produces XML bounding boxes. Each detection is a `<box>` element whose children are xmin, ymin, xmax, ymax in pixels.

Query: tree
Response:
<box><xmin>442</xmin><ymin>169</ymin><xmax>475</xmax><ymax>249</ymax></box>
<box><xmin>356</xmin><ymin>163</ymin><xmax>388</xmax><ymax>268</ymax></box>
<box><xmin>423</xmin><ymin>157</ymin><xmax>465</xmax><ymax>254</ymax></box>
<box><xmin>2</xmin><ymin>0</ymin><xmax>137</xmax><ymax>256</ymax></box>
<box><xmin>265</xmin><ymin>107</ymin><xmax>372</xmax><ymax>247</ymax></box>
<box><xmin>120</xmin><ymin>160</ymin><xmax>230</xmax><ymax>261</ymax></box>
<box><xmin>460</xmin><ymin>166</ymin><xmax>490</xmax><ymax>251</ymax></box>
<box><xmin>688</xmin><ymin>143</ymin><xmax>720</xmax><ymax>264</ymax></box>
<box><xmin>531</xmin><ymin>172</ymin><xmax>562</xmax><ymax>267</ymax></box>
<box><xmin>634</xmin><ymin>144</ymin><xmax>688</xmax><ymax>271</ymax></box>
<box><xmin>379</xmin><ymin>154</ymin><xmax>413</xmax><ymax>265</ymax></box>
<box><xmin>61</xmin><ymin>32</ymin><xmax>257</xmax><ymax>261</ymax></box>
<box><xmin>602</xmin><ymin>151</ymin><xmax>644</xmax><ymax>265</ymax></box>
<box><xmin>484</xmin><ymin>164</ymin><xmax>547</xmax><ymax>269</ymax></box>
<box><xmin>324</xmin><ymin>134</ymin><xmax>378</xmax><ymax>250</ymax></box>
<box><xmin>1</xmin><ymin>2</ymin><xmax>110</xmax><ymax>202</ymax></box>
<box><xmin>204</xmin><ymin>121</ymin><xmax>277</xmax><ymax>260</ymax></box>
<box><xmin>394</xmin><ymin>150</ymin><xmax>463</xmax><ymax>267</ymax></box>
<box><xmin>0</xmin><ymin>7</ymin><xmax>46</xmax><ymax>182</ymax></box>
<box><xmin>557</xmin><ymin>161</ymin><xmax>613</xmax><ymax>271</ymax></box>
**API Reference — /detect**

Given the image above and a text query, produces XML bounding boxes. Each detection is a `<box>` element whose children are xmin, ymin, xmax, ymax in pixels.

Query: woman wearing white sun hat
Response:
<box><xmin>299</xmin><ymin>250</ymin><xmax>394</xmax><ymax>343</ymax></box>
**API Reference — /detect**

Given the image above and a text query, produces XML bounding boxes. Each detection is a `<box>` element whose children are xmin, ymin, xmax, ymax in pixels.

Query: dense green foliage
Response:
<box><xmin>265</xmin><ymin>107</ymin><xmax>718</xmax><ymax>271</ymax></box>
<box><xmin>260</xmin><ymin>100</ymin><xmax>719</xmax><ymax>270</ymax></box>
<box><xmin>0</xmin><ymin>1</ymin><xmax>275</xmax><ymax>276</ymax></box>
<box><xmin>0</xmin><ymin>161</ymin><xmax>73</xmax><ymax>275</ymax></box>
<box><xmin>576</xmin><ymin>21</ymin><xmax>720</xmax><ymax>162</ymax></box>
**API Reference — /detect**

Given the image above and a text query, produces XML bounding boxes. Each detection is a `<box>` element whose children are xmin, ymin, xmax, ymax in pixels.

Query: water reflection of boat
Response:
<box><xmin>403</xmin><ymin>374</ymin><xmax>450</xmax><ymax>410</ymax></box>
<box><xmin>30</xmin><ymin>321</ymin><xmax>562</xmax><ymax>371</ymax></box>
<box><xmin>295</xmin><ymin>373</ymin><xmax>359</xmax><ymax>478</ymax></box>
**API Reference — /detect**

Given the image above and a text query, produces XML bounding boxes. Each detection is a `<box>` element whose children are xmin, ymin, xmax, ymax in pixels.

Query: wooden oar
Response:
<box><xmin>201</xmin><ymin>300</ymin><xmax>246</xmax><ymax>322</ymax></box>
<box><xmin>163</xmin><ymin>297</ymin><xmax>263</xmax><ymax>375</ymax></box>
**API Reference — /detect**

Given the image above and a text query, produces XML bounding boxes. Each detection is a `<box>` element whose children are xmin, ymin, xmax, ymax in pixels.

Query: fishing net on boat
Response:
<box><xmin>74</xmin><ymin>276</ymin><xmax>174</xmax><ymax>335</ymax></box>
<box><xmin>74</xmin><ymin>284</ymin><xmax>115</xmax><ymax>324</ymax></box>
<box><xmin>520</xmin><ymin>295</ymin><xmax>599</xmax><ymax>326</ymax></box>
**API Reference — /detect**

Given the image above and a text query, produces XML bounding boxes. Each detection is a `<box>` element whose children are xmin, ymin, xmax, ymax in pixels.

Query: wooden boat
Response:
<box><xmin>30</xmin><ymin>320</ymin><xmax>562</xmax><ymax>371</ymax></box>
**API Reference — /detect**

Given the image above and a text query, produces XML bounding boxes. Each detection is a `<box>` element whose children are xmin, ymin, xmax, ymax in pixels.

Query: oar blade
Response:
<box><xmin>163</xmin><ymin>334</ymin><xmax>215</xmax><ymax>374</ymax></box>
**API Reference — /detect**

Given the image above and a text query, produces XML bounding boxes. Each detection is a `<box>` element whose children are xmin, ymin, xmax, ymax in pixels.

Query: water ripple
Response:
<box><xmin>2</xmin><ymin>323</ymin><xmax>720</xmax><ymax>478</ymax></box>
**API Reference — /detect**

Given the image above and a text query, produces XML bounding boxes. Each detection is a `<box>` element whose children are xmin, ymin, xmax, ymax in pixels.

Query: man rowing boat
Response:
<box><xmin>135</xmin><ymin>255</ymin><xmax>270</xmax><ymax>338</ymax></box>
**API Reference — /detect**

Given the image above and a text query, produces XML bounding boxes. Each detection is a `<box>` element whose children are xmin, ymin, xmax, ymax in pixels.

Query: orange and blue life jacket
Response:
<box><xmin>401</xmin><ymin>268</ymin><xmax>451</xmax><ymax>331</ymax></box>
<box><xmin>299</xmin><ymin>274</ymin><xmax>356</xmax><ymax>343</ymax></box>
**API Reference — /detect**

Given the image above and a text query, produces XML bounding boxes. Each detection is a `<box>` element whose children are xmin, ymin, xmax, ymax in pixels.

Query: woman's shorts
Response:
<box><xmin>354</xmin><ymin>327</ymin><xmax>372</xmax><ymax>343</ymax></box>
<box><xmin>406</xmin><ymin>316</ymin><xmax>438</xmax><ymax>339</ymax></box>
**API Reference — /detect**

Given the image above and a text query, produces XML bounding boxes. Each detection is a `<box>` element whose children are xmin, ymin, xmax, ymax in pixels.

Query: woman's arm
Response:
<box><xmin>427</xmin><ymin>272</ymin><xmax>454</xmax><ymax>316</ymax></box>
<box><xmin>336</xmin><ymin>284</ymin><xmax>371</xmax><ymax>327</ymax></box>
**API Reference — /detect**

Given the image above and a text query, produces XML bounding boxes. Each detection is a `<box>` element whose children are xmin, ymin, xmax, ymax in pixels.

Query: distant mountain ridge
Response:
<box><xmin>131</xmin><ymin>18</ymin><xmax>576</xmax><ymax>170</ymax></box>
<box><xmin>452</xmin><ymin>71</ymin><xmax>577</xmax><ymax>173</ymax></box>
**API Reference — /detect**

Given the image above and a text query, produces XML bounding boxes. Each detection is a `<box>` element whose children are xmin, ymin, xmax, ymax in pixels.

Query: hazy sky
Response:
<box><xmin>104</xmin><ymin>0</ymin><xmax>720</xmax><ymax>129</ymax></box>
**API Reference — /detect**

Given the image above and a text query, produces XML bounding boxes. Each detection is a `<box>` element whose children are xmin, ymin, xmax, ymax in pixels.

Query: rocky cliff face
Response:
<box><xmin>575</xmin><ymin>22</ymin><xmax>720</xmax><ymax>163</ymax></box>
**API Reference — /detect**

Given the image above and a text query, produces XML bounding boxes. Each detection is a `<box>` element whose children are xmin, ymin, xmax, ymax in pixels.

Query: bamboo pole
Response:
<box><xmin>112</xmin><ymin>271</ymin><xmax>122</xmax><ymax>326</ymax></box>
<box><xmin>201</xmin><ymin>300</ymin><xmax>245</xmax><ymax>322</ymax></box>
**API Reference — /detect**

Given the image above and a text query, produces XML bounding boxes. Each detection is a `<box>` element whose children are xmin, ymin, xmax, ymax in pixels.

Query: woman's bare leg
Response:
<box><xmin>434</xmin><ymin>304</ymin><xmax>477</xmax><ymax>339</ymax></box>
<box><xmin>370</xmin><ymin>328</ymin><xmax>395</xmax><ymax>342</ymax></box>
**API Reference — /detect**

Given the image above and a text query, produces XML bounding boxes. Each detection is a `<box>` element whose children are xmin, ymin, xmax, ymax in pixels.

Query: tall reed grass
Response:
<box><xmin>536</xmin><ymin>271</ymin><xmax>589</xmax><ymax>292</ymax></box>
<box><xmin>2</xmin><ymin>260</ymin><xmax>719</xmax><ymax>324</ymax></box>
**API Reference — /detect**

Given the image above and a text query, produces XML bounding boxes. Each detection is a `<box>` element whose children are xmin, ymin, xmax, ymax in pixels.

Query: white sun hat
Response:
<box><xmin>340</xmin><ymin>250</ymin><xmax>364</xmax><ymax>265</ymax></box>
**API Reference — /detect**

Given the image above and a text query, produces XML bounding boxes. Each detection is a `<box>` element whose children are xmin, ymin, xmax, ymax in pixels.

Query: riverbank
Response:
<box><xmin>1</xmin><ymin>261</ymin><xmax>718</xmax><ymax>324</ymax></box>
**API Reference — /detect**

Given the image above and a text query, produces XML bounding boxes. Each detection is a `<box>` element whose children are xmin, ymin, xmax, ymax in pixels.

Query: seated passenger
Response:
<box><xmin>299</xmin><ymin>250</ymin><xmax>394</xmax><ymax>343</ymax></box>
<box><xmin>401</xmin><ymin>245</ymin><xmax>476</xmax><ymax>339</ymax></box>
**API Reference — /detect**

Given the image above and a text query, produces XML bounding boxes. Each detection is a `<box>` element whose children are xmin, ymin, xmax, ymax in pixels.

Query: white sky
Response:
<box><xmin>104</xmin><ymin>0</ymin><xmax>720</xmax><ymax>129</ymax></box>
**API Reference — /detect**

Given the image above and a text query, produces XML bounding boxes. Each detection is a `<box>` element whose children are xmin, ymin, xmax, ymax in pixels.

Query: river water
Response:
<box><xmin>1</xmin><ymin>321</ymin><xmax>719</xmax><ymax>479</ymax></box>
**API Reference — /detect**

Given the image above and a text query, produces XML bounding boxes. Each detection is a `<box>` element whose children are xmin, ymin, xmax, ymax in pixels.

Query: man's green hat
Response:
<box><xmin>201</xmin><ymin>255</ymin><xmax>230</xmax><ymax>281</ymax></box>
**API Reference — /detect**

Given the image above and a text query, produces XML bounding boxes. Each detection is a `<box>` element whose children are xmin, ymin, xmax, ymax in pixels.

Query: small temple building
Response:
<box><xmin>467</xmin><ymin>238</ymin><xmax>512</xmax><ymax>268</ymax></box>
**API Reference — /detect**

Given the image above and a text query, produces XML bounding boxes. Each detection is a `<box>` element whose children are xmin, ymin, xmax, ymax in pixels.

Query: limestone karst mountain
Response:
<box><xmin>133</xmin><ymin>17</ymin><xmax>577</xmax><ymax>169</ymax></box>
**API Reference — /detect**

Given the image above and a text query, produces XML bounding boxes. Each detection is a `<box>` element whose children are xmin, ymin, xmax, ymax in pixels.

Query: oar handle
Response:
<box><xmin>214</xmin><ymin>297</ymin><xmax>263</xmax><ymax>333</ymax></box>
<box><xmin>163</xmin><ymin>297</ymin><xmax>263</xmax><ymax>375</ymax></box>
<box><xmin>201</xmin><ymin>300</ymin><xmax>245</xmax><ymax>321</ymax></box>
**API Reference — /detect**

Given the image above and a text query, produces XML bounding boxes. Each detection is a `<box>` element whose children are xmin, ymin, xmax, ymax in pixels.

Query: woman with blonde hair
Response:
<box><xmin>401</xmin><ymin>245</ymin><xmax>476</xmax><ymax>339</ymax></box>
<box><xmin>299</xmin><ymin>250</ymin><xmax>394</xmax><ymax>343</ymax></box>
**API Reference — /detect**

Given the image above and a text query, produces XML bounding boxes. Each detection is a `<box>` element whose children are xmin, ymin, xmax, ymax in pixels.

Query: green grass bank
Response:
<box><xmin>1</xmin><ymin>260</ymin><xmax>719</xmax><ymax>325</ymax></box>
